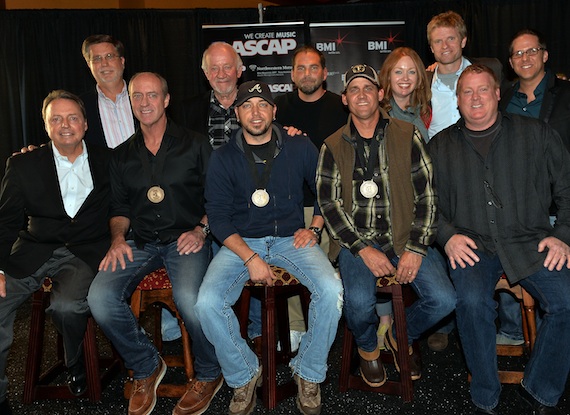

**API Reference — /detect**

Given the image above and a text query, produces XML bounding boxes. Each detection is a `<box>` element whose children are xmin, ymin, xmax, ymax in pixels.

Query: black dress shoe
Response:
<box><xmin>67</xmin><ymin>360</ymin><xmax>87</xmax><ymax>396</ymax></box>
<box><xmin>358</xmin><ymin>355</ymin><xmax>386</xmax><ymax>387</ymax></box>
<box><xmin>517</xmin><ymin>385</ymin><xmax>562</xmax><ymax>415</ymax></box>
<box><xmin>0</xmin><ymin>398</ymin><xmax>13</xmax><ymax>415</ymax></box>
<box><xmin>473</xmin><ymin>406</ymin><xmax>498</xmax><ymax>415</ymax></box>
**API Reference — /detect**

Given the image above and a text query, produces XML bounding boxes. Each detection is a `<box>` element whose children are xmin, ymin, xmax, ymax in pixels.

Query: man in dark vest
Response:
<box><xmin>316</xmin><ymin>64</ymin><xmax>455</xmax><ymax>387</ymax></box>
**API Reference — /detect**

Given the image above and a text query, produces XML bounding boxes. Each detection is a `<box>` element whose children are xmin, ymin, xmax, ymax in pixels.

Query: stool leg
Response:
<box><xmin>391</xmin><ymin>285</ymin><xmax>413</xmax><ymax>402</ymax></box>
<box><xmin>84</xmin><ymin>318</ymin><xmax>103</xmax><ymax>402</ymax></box>
<box><xmin>339</xmin><ymin>323</ymin><xmax>353</xmax><ymax>393</ymax></box>
<box><xmin>23</xmin><ymin>291</ymin><xmax>49</xmax><ymax>404</ymax></box>
<box><xmin>262</xmin><ymin>286</ymin><xmax>278</xmax><ymax>409</ymax></box>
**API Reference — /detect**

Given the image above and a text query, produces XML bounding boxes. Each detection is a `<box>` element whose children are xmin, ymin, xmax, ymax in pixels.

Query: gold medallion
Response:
<box><xmin>147</xmin><ymin>186</ymin><xmax>165</xmax><ymax>203</ymax></box>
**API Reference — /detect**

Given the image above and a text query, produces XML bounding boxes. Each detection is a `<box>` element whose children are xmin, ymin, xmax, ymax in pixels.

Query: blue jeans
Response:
<box><xmin>497</xmin><ymin>291</ymin><xmax>524</xmax><ymax>341</ymax></box>
<box><xmin>339</xmin><ymin>245</ymin><xmax>456</xmax><ymax>352</ymax></box>
<box><xmin>88</xmin><ymin>239</ymin><xmax>220</xmax><ymax>381</ymax></box>
<box><xmin>450</xmin><ymin>250</ymin><xmax>570</xmax><ymax>410</ymax></box>
<box><xmin>195</xmin><ymin>236</ymin><xmax>343</xmax><ymax>388</ymax></box>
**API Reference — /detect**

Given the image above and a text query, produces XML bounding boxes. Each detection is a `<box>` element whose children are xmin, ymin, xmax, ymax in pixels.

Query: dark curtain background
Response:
<box><xmin>0</xmin><ymin>0</ymin><xmax>568</xmax><ymax>178</ymax></box>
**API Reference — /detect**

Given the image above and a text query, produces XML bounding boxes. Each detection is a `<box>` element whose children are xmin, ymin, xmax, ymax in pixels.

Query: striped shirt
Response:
<box><xmin>97</xmin><ymin>81</ymin><xmax>135</xmax><ymax>148</ymax></box>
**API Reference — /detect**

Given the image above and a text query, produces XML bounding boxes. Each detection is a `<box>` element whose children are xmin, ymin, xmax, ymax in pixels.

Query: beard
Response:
<box><xmin>243</xmin><ymin>120</ymin><xmax>272</xmax><ymax>137</ymax></box>
<box><xmin>297</xmin><ymin>77</ymin><xmax>323</xmax><ymax>95</ymax></box>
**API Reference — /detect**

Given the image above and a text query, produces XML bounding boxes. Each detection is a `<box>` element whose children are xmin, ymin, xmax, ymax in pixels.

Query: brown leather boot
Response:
<box><xmin>357</xmin><ymin>347</ymin><xmax>386</xmax><ymax>387</ymax></box>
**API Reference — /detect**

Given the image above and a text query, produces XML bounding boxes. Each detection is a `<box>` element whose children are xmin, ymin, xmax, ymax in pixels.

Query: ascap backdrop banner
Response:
<box><xmin>202</xmin><ymin>22</ymin><xmax>305</xmax><ymax>95</ymax></box>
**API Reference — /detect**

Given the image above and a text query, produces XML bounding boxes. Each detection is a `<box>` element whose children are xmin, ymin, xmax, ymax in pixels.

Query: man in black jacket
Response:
<box><xmin>497</xmin><ymin>29</ymin><xmax>570</xmax><ymax>347</ymax></box>
<box><xmin>0</xmin><ymin>90</ymin><xmax>111</xmax><ymax>414</ymax></box>
<box><xmin>429</xmin><ymin>64</ymin><xmax>570</xmax><ymax>415</ymax></box>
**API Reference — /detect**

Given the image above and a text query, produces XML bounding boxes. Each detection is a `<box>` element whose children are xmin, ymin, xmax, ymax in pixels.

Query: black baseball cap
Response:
<box><xmin>235</xmin><ymin>80</ymin><xmax>275</xmax><ymax>107</ymax></box>
<box><xmin>343</xmin><ymin>64</ymin><xmax>380</xmax><ymax>92</ymax></box>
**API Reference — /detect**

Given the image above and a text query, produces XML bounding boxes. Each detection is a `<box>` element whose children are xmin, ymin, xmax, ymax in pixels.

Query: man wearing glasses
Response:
<box><xmin>429</xmin><ymin>64</ymin><xmax>570</xmax><ymax>415</ymax></box>
<box><xmin>81</xmin><ymin>34</ymin><xmax>136</xmax><ymax>149</ymax></box>
<box><xmin>501</xmin><ymin>29</ymin><xmax>570</xmax><ymax>150</ymax></box>
<box><xmin>495</xmin><ymin>29</ymin><xmax>570</xmax><ymax>349</ymax></box>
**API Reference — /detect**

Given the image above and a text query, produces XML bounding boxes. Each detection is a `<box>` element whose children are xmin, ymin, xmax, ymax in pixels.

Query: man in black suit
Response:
<box><xmin>81</xmin><ymin>34</ymin><xmax>136</xmax><ymax>148</ymax></box>
<box><xmin>0</xmin><ymin>90</ymin><xmax>111</xmax><ymax>414</ymax></box>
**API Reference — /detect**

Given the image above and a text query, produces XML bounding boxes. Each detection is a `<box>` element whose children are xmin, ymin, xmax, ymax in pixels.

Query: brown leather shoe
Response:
<box><xmin>357</xmin><ymin>348</ymin><xmax>387</xmax><ymax>387</ymax></box>
<box><xmin>128</xmin><ymin>356</ymin><xmax>166</xmax><ymax>415</ymax></box>
<box><xmin>384</xmin><ymin>324</ymin><xmax>422</xmax><ymax>381</ymax></box>
<box><xmin>172</xmin><ymin>375</ymin><xmax>223</xmax><ymax>415</ymax></box>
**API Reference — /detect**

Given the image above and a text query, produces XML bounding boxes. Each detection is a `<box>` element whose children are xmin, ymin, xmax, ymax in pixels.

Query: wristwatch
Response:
<box><xmin>197</xmin><ymin>222</ymin><xmax>210</xmax><ymax>236</ymax></box>
<box><xmin>309</xmin><ymin>226</ymin><xmax>322</xmax><ymax>242</ymax></box>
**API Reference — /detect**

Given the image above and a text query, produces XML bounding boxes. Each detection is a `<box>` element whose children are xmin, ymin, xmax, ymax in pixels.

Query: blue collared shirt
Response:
<box><xmin>429</xmin><ymin>57</ymin><xmax>473</xmax><ymax>139</ymax></box>
<box><xmin>506</xmin><ymin>71</ymin><xmax>548</xmax><ymax>119</ymax></box>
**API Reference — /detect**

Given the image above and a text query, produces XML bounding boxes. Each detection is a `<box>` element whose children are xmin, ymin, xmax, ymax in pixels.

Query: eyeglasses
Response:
<box><xmin>511</xmin><ymin>47</ymin><xmax>545</xmax><ymax>59</ymax></box>
<box><xmin>89</xmin><ymin>53</ymin><xmax>119</xmax><ymax>64</ymax></box>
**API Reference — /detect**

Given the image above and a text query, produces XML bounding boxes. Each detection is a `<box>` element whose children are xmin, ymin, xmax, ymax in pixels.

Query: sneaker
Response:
<box><xmin>290</xmin><ymin>330</ymin><xmax>305</xmax><ymax>352</ymax></box>
<box><xmin>377</xmin><ymin>323</ymin><xmax>389</xmax><ymax>351</ymax></box>
<box><xmin>128</xmin><ymin>356</ymin><xmax>166</xmax><ymax>415</ymax></box>
<box><xmin>228</xmin><ymin>367</ymin><xmax>262</xmax><ymax>415</ymax></box>
<box><xmin>294</xmin><ymin>375</ymin><xmax>321</xmax><ymax>415</ymax></box>
<box><xmin>172</xmin><ymin>375</ymin><xmax>223</xmax><ymax>415</ymax></box>
<box><xmin>496</xmin><ymin>333</ymin><xmax>524</xmax><ymax>346</ymax></box>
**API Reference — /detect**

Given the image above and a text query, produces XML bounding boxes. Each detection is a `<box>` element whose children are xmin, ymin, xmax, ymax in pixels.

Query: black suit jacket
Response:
<box><xmin>0</xmin><ymin>142</ymin><xmax>111</xmax><ymax>278</ymax></box>
<box><xmin>81</xmin><ymin>87</ymin><xmax>138</xmax><ymax>148</ymax></box>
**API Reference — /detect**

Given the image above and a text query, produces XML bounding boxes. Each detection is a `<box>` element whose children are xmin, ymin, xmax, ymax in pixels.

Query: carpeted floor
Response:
<box><xmin>5</xmin><ymin>299</ymin><xmax>570</xmax><ymax>415</ymax></box>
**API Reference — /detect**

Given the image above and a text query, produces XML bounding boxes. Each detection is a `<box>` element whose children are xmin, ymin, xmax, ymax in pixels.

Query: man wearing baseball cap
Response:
<box><xmin>196</xmin><ymin>80</ymin><xmax>342</xmax><ymax>415</ymax></box>
<box><xmin>316</xmin><ymin>65</ymin><xmax>455</xmax><ymax>387</ymax></box>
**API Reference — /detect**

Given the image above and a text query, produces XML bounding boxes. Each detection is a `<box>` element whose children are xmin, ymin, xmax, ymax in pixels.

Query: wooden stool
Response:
<box><xmin>495</xmin><ymin>275</ymin><xmax>537</xmax><ymax>384</ymax></box>
<box><xmin>124</xmin><ymin>267</ymin><xmax>194</xmax><ymax>398</ymax></box>
<box><xmin>23</xmin><ymin>277</ymin><xmax>122</xmax><ymax>403</ymax></box>
<box><xmin>339</xmin><ymin>274</ymin><xmax>414</xmax><ymax>402</ymax></box>
<box><xmin>236</xmin><ymin>265</ymin><xmax>311</xmax><ymax>410</ymax></box>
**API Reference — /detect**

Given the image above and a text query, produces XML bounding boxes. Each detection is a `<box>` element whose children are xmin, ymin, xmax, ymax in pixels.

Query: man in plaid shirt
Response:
<box><xmin>316</xmin><ymin>64</ymin><xmax>455</xmax><ymax>388</ymax></box>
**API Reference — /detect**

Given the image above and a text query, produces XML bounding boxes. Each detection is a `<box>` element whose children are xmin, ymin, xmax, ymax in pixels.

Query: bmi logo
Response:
<box><xmin>368</xmin><ymin>41</ymin><xmax>388</xmax><ymax>51</ymax></box>
<box><xmin>315</xmin><ymin>42</ymin><xmax>336</xmax><ymax>52</ymax></box>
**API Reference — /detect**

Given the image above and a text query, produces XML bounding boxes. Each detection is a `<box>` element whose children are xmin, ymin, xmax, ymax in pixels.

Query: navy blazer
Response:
<box><xmin>0</xmin><ymin>142</ymin><xmax>111</xmax><ymax>277</ymax></box>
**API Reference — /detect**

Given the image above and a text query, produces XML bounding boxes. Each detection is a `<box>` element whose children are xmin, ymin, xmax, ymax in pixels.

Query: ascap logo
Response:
<box><xmin>248</xmin><ymin>84</ymin><xmax>263</xmax><ymax>93</ymax></box>
<box><xmin>269</xmin><ymin>84</ymin><xmax>293</xmax><ymax>93</ymax></box>
<box><xmin>233</xmin><ymin>39</ymin><xmax>297</xmax><ymax>57</ymax></box>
